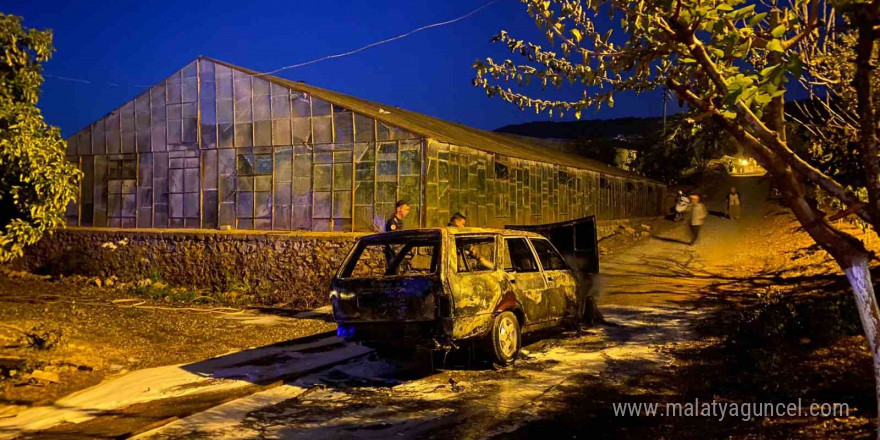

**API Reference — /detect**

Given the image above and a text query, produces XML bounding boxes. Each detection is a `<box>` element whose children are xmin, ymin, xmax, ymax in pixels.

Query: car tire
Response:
<box><xmin>489</xmin><ymin>311</ymin><xmax>521</xmax><ymax>366</ymax></box>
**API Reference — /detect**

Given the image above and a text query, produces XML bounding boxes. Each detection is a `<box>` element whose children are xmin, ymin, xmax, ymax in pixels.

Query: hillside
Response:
<box><xmin>494</xmin><ymin>116</ymin><xmax>666</xmax><ymax>152</ymax></box>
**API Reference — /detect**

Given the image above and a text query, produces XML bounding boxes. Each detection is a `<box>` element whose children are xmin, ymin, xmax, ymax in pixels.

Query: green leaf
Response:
<box><xmin>766</xmin><ymin>39</ymin><xmax>784</xmax><ymax>52</ymax></box>
<box><xmin>754</xmin><ymin>93</ymin><xmax>772</xmax><ymax>104</ymax></box>
<box><xmin>731</xmin><ymin>4</ymin><xmax>756</xmax><ymax>20</ymax></box>
<box><xmin>681</xmin><ymin>57</ymin><xmax>697</xmax><ymax>63</ymax></box>
<box><xmin>748</xmin><ymin>12</ymin><xmax>767</xmax><ymax>26</ymax></box>
<box><xmin>724</xmin><ymin>88</ymin><xmax>744</xmax><ymax>106</ymax></box>
<box><xmin>770</xmin><ymin>25</ymin><xmax>786</xmax><ymax>38</ymax></box>
<box><xmin>760</xmin><ymin>64</ymin><xmax>778</xmax><ymax>77</ymax></box>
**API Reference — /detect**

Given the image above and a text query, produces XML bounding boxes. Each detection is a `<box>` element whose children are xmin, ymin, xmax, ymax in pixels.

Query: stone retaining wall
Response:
<box><xmin>17</xmin><ymin>228</ymin><xmax>363</xmax><ymax>309</ymax></box>
<box><xmin>18</xmin><ymin>218</ymin><xmax>658</xmax><ymax>309</ymax></box>
<box><xmin>595</xmin><ymin>217</ymin><xmax>658</xmax><ymax>240</ymax></box>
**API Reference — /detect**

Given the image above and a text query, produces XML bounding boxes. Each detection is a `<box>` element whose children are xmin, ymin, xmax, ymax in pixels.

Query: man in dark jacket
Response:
<box><xmin>384</xmin><ymin>200</ymin><xmax>410</xmax><ymax>268</ymax></box>
<box><xmin>385</xmin><ymin>200</ymin><xmax>410</xmax><ymax>232</ymax></box>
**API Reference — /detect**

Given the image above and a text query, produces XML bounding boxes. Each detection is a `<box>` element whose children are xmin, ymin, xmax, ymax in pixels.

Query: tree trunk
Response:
<box><xmin>757</xmin><ymin>155</ymin><xmax>880</xmax><ymax>437</ymax></box>
<box><xmin>675</xmin><ymin>81</ymin><xmax>880</xmax><ymax>434</ymax></box>
<box><xmin>780</xmin><ymin>176</ymin><xmax>880</xmax><ymax>438</ymax></box>
<box><xmin>843</xmin><ymin>256</ymin><xmax>880</xmax><ymax>439</ymax></box>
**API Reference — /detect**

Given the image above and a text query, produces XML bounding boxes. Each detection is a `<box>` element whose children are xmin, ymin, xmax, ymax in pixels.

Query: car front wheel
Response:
<box><xmin>490</xmin><ymin>311</ymin><xmax>521</xmax><ymax>366</ymax></box>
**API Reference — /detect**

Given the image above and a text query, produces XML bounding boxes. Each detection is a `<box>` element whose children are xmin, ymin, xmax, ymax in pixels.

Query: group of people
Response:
<box><xmin>382</xmin><ymin>200</ymin><xmax>477</xmax><ymax>270</ymax></box>
<box><xmin>385</xmin><ymin>186</ymin><xmax>743</xmax><ymax>249</ymax></box>
<box><xmin>383</xmin><ymin>200</ymin><xmax>468</xmax><ymax>233</ymax></box>
<box><xmin>674</xmin><ymin>187</ymin><xmax>742</xmax><ymax>245</ymax></box>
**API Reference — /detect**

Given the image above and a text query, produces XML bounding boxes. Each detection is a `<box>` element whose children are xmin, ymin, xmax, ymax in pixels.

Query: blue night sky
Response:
<box><xmin>8</xmin><ymin>0</ymin><xmax>668</xmax><ymax>138</ymax></box>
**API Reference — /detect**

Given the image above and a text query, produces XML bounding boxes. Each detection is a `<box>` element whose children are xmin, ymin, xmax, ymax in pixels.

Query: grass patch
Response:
<box><xmin>128</xmin><ymin>279</ymin><xmax>252</xmax><ymax>306</ymax></box>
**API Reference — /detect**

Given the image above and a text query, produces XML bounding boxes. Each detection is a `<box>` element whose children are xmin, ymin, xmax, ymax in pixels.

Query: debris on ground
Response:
<box><xmin>24</xmin><ymin>325</ymin><xmax>63</xmax><ymax>351</ymax></box>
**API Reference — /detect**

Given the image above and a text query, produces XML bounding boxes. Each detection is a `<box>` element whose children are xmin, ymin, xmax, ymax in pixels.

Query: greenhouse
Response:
<box><xmin>63</xmin><ymin>57</ymin><xmax>665</xmax><ymax>232</ymax></box>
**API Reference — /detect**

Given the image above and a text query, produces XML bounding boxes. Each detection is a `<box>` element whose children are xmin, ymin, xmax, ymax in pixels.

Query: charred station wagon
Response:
<box><xmin>330</xmin><ymin>218</ymin><xmax>599</xmax><ymax>365</ymax></box>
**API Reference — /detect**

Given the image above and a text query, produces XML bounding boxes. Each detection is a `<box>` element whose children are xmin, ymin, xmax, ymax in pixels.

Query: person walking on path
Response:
<box><xmin>689</xmin><ymin>194</ymin><xmax>708</xmax><ymax>245</ymax></box>
<box><xmin>727</xmin><ymin>187</ymin><xmax>741</xmax><ymax>220</ymax></box>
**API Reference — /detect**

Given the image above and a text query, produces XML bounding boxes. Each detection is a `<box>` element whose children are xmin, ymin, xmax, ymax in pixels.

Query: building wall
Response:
<box><xmin>65</xmin><ymin>59</ymin><xmax>424</xmax><ymax>232</ymax></box>
<box><xmin>63</xmin><ymin>58</ymin><xmax>663</xmax><ymax>234</ymax></box>
<box><xmin>425</xmin><ymin>139</ymin><xmax>665</xmax><ymax>227</ymax></box>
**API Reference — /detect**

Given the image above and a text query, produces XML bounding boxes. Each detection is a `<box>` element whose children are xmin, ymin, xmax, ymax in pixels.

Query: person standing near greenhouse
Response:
<box><xmin>447</xmin><ymin>212</ymin><xmax>467</xmax><ymax>227</ymax></box>
<box><xmin>384</xmin><ymin>200</ymin><xmax>411</xmax><ymax>267</ymax></box>
<box><xmin>385</xmin><ymin>200</ymin><xmax>410</xmax><ymax>232</ymax></box>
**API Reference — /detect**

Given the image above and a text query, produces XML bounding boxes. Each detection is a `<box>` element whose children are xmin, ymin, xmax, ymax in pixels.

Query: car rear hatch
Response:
<box><xmin>330</xmin><ymin>230</ymin><xmax>444</xmax><ymax>324</ymax></box>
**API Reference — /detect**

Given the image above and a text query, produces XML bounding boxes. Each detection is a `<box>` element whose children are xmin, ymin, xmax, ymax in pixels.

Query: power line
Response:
<box><xmin>257</xmin><ymin>0</ymin><xmax>500</xmax><ymax>76</ymax></box>
<box><xmin>44</xmin><ymin>0</ymin><xmax>502</xmax><ymax>89</ymax></box>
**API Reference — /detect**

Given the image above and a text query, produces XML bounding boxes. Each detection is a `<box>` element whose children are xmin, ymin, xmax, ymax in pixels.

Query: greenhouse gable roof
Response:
<box><xmin>205</xmin><ymin>57</ymin><xmax>656</xmax><ymax>182</ymax></box>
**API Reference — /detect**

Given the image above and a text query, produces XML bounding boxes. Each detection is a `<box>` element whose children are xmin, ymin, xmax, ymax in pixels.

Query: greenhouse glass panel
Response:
<box><xmin>77</xmin><ymin>129</ymin><xmax>91</xmax><ymax>156</ymax></box>
<box><xmin>121</xmin><ymin>102</ymin><xmax>135</xmax><ymax>153</ymax></box>
<box><xmin>234</xmin><ymin>123</ymin><xmax>253</xmax><ymax>147</ymax></box>
<box><xmin>218</xmin><ymin>124</ymin><xmax>234</xmax><ymax>149</ymax></box>
<box><xmin>272</xmin><ymin>119</ymin><xmax>291</xmax><ymax>145</ymax></box>
<box><xmin>253</xmin><ymin>94</ymin><xmax>270</xmax><ymax>122</ymax></box>
<box><xmin>254</xmin><ymin>120</ymin><xmax>272</xmax><ymax>146</ymax></box>
<box><xmin>355</xmin><ymin>113</ymin><xmax>374</xmax><ymax>143</ymax></box>
<box><xmin>166</xmin><ymin>72</ymin><xmax>182</xmax><ymax>105</ymax></box>
<box><xmin>334</xmin><ymin>107</ymin><xmax>353</xmax><ymax>144</ymax></box>
<box><xmin>92</xmin><ymin>120</ymin><xmax>106</xmax><ymax>154</ymax></box>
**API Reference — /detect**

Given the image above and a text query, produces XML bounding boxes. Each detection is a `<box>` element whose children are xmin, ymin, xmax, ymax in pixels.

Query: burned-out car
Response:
<box><xmin>330</xmin><ymin>219</ymin><xmax>599</xmax><ymax>365</ymax></box>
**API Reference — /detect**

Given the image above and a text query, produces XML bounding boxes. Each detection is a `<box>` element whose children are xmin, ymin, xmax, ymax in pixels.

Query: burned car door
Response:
<box><xmin>447</xmin><ymin>235</ymin><xmax>505</xmax><ymax>340</ymax></box>
<box><xmin>507</xmin><ymin>216</ymin><xmax>599</xmax><ymax>318</ymax></box>
<box><xmin>502</xmin><ymin>237</ymin><xmax>549</xmax><ymax>326</ymax></box>
<box><xmin>529</xmin><ymin>238</ymin><xmax>578</xmax><ymax>319</ymax></box>
<box><xmin>506</xmin><ymin>216</ymin><xmax>599</xmax><ymax>275</ymax></box>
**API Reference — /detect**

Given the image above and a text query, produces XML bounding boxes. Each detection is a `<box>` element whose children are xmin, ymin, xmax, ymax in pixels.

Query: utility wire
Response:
<box><xmin>44</xmin><ymin>0</ymin><xmax>501</xmax><ymax>89</ymax></box>
<box><xmin>257</xmin><ymin>0</ymin><xmax>500</xmax><ymax>76</ymax></box>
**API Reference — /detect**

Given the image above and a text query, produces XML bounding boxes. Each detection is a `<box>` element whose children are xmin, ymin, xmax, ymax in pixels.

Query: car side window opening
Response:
<box><xmin>504</xmin><ymin>237</ymin><xmax>540</xmax><ymax>273</ymax></box>
<box><xmin>456</xmin><ymin>236</ymin><xmax>496</xmax><ymax>273</ymax></box>
<box><xmin>530</xmin><ymin>239</ymin><xmax>570</xmax><ymax>271</ymax></box>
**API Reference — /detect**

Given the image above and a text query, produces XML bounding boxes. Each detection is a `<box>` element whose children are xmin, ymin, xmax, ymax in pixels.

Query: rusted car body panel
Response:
<box><xmin>330</xmin><ymin>224</ymin><xmax>599</xmax><ymax>347</ymax></box>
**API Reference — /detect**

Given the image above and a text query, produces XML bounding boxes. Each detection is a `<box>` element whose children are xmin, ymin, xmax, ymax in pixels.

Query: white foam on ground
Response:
<box><xmin>0</xmin><ymin>336</ymin><xmax>369</xmax><ymax>439</ymax></box>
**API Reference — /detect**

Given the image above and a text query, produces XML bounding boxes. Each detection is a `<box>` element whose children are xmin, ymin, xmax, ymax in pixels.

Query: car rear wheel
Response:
<box><xmin>490</xmin><ymin>311</ymin><xmax>521</xmax><ymax>366</ymax></box>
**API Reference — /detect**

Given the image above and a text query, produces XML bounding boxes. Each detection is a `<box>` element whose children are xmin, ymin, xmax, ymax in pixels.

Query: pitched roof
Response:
<box><xmin>205</xmin><ymin>57</ymin><xmax>659</xmax><ymax>183</ymax></box>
